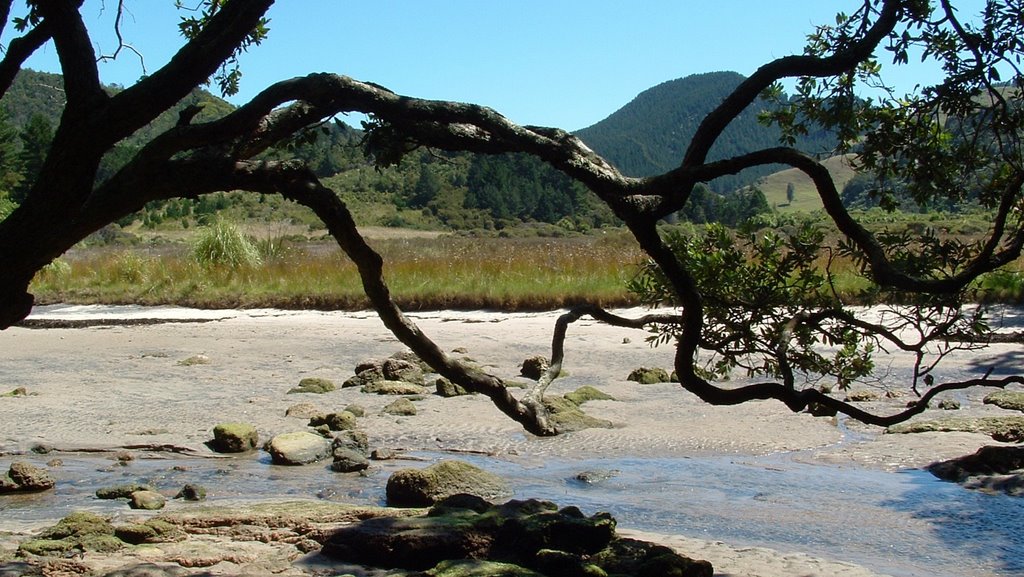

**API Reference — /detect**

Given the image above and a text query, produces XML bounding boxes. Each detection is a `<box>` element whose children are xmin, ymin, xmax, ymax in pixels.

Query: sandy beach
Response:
<box><xmin>0</xmin><ymin>305</ymin><xmax>1020</xmax><ymax>576</ymax></box>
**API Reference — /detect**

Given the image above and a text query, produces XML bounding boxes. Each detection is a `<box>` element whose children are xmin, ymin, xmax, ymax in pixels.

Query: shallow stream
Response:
<box><xmin>1</xmin><ymin>448</ymin><xmax>1021</xmax><ymax>577</ymax></box>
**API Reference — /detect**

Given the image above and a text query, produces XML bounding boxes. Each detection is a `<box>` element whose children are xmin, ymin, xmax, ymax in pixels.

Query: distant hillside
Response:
<box><xmin>575</xmin><ymin>71</ymin><xmax>838</xmax><ymax>193</ymax></box>
<box><xmin>0</xmin><ymin>69</ymin><xmax>235</xmax><ymax>138</ymax></box>
<box><xmin>753</xmin><ymin>154</ymin><xmax>858</xmax><ymax>212</ymax></box>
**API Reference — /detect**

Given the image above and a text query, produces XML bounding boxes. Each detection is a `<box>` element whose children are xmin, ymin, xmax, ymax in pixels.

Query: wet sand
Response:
<box><xmin>0</xmin><ymin>305</ymin><xmax>1019</xmax><ymax>576</ymax></box>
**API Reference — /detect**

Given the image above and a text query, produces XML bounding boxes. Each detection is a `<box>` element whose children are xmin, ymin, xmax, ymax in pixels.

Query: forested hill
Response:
<box><xmin>0</xmin><ymin>69</ymin><xmax>235</xmax><ymax>139</ymax></box>
<box><xmin>575</xmin><ymin>71</ymin><xmax>838</xmax><ymax>192</ymax></box>
<box><xmin>0</xmin><ymin>69</ymin><xmax>810</xmax><ymax>231</ymax></box>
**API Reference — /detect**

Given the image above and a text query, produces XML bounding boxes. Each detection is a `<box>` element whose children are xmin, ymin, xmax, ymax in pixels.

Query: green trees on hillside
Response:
<box><xmin>0</xmin><ymin>1</ymin><xmax>1022</xmax><ymax>437</ymax></box>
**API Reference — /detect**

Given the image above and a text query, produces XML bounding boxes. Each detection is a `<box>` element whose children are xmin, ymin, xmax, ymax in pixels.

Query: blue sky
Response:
<box><xmin>16</xmin><ymin>1</ymin><xmax>988</xmax><ymax>131</ymax></box>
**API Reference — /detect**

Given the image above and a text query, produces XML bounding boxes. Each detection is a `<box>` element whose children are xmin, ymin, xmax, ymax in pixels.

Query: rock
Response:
<box><xmin>520</xmin><ymin>356</ymin><xmax>549</xmax><ymax>380</ymax></box>
<box><xmin>383</xmin><ymin>358</ymin><xmax>426</xmax><ymax>384</ymax></box>
<box><xmin>572</xmin><ymin>470</ymin><xmax>620</xmax><ymax>485</ymax></box>
<box><xmin>390</xmin><ymin>349</ymin><xmax>430</xmax><ymax>371</ymax></box>
<box><xmin>984</xmin><ymin>390</ymin><xmax>1024</xmax><ymax>413</ymax></box>
<box><xmin>331</xmin><ymin>447</ymin><xmax>370</xmax><ymax>473</ymax></box>
<box><xmin>436</xmin><ymin>377</ymin><xmax>471</xmax><ymax>398</ymax></box>
<box><xmin>322</xmin><ymin>496</ymin><xmax>712</xmax><ymax>577</ymax></box>
<box><xmin>844</xmin><ymin>389</ymin><xmax>881</xmax><ymax>402</ymax></box>
<box><xmin>386</xmin><ymin>460</ymin><xmax>512</xmax><ymax>507</ymax></box>
<box><xmin>362</xmin><ymin>380</ymin><xmax>427</xmax><ymax>395</ymax></box>
<box><xmin>344</xmin><ymin>361</ymin><xmax>385</xmax><ymax>388</ymax></box>
<box><xmin>383</xmin><ymin>397</ymin><xmax>418</xmax><ymax>416</ymax></box>
<box><xmin>0</xmin><ymin>386</ymin><xmax>29</xmax><ymax>397</ymax></box>
<box><xmin>626</xmin><ymin>367</ymin><xmax>670</xmax><ymax>384</ymax></box>
<box><xmin>564</xmin><ymin>385</ymin><xmax>614</xmax><ymax>405</ymax></box>
<box><xmin>371</xmin><ymin>448</ymin><xmax>397</xmax><ymax>460</ymax></box>
<box><xmin>130</xmin><ymin>490</ymin><xmax>167</xmax><ymax>510</ymax></box>
<box><xmin>114</xmin><ymin>519</ymin><xmax>184</xmax><ymax>545</ymax></box>
<box><xmin>210</xmin><ymin>422</ymin><xmax>258</xmax><ymax>453</ymax></box>
<box><xmin>543</xmin><ymin>395</ymin><xmax>614</xmax><ymax>433</ymax></box>
<box><xmin>344</xmin><ymin>403</ymin><xmax>367</xmax><ymax>417</ymax></box>
<box><xmin>927</xmin><ymin>445</ymin><xmax>1024</xmax><ymax>496</ymax></box>
<box><xmin>18</xmin><ymin>511</ymin><xmax>122</xmax><ymax>557</ymax></box>
<box><xmin>175</xmin><ymin>483</ymin><xmax>207</xmax><ymax>501</ymax></box>
<box><xmin>287</xmin><ymin>377</ymin><xmax>336</xmax><ymax>394</ymax></box>
<box><xmin>334</xmin><ymin>430</ymin><xmax>370</xmax><ymax>454</ymax></box>
<box><xmin>426</xmin><ymin>559</ymin><xmax>546</xmax><ymax>576</ymax></box>
<box><xmin>330</xmin><ymin>429</ymin><xmax>371</xmax><ymax>471</ymax></box>
<box><xmin>96</xmin><ymin>483</ymin><xmax>154</xmax><ymax>500</ymax></box>
<box><xmin>285</xmin><ymin>402</ymin><xmax>323</xmax><ymax>419</ymax></box>
<box><xmin>938</xmin><ymin>398</ymin><xmax>961</xmax><ymax>410</ymax></box>
<box><xmin>177</xmin><ymin>354</ymin><xmax>210</xmax><ymax>366</ymax></box>
<box><xmin>0</xmin><ymin>461</ymin><xmax>56</xmax><ymax>493</ymax></box>
<box><xmin>310</xmin><ymin>410</ymin><xmax>358</xmax><ymax>431</ymax></box>
<box><xmin>805</xmin><ymin>401</ymin><xmax>839</xmax><ymax>417</ymax></box>
<box><xmin>887</xmin><ymin>416</ymin><xmax>1024</xmax><ymax>442</ymax></box>
<box><xmin>265</xmin><ymin>431</ymin><xmax>332</xmax><ymax>465</ymax></box>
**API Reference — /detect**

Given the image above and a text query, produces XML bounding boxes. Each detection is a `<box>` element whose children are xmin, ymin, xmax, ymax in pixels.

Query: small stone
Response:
<box><xmin>565</xmin><ymin>385</ymin><xmax>614</xmax><ymax>405</ymax></box>
<box><xmin>129</xmin><ymin>490</ymin><xmax>166</xmax><ymax>510</ymax></box>
<box><xmin>177</xmin><ymin>354</ymin><xmax>210</xmax><ymax>366</ymax></box>
<box><xmin>435</xmin><ymin>377</ymin><xmax>470</xmax><ymax>398</ymax></box>
<box><xmin>845</xmin><ymin>389</ymin><xmax>881</xmax><ymax>402</ymax></box>
<box><xmin>265</xmin><ymin>431</ymin><xmax>332</xmax><ymax>465</ymax></box>
<box><xmin>285</xmin><ymin>402</ymin><xmax>323</xmax><ymax>419</ymax></box>
<box><xmin>174</xmin><ymin>483</ymin><xmax>207</xmax><ymax>501</ymax></box>
<box><xmin>382</xmin><ymin>398</ymin><xmax>417</xmax><ymax>416</ymax></box>
<box><xmin>2</xmin><ymin>461</ymin><xmax>56</xmax><ymax>492</ymax></box>
<box><xmin>521</xmin><ymin>356</ymin><xmax>550</xmax><ymax>380</ymax></box>
<box><xmin>361</xmin><ymin>380</ymin><xmax>426</xmax><ymax>395</ymax></box>
<box><xmin>331</xmin><ymin>448</ymin><xmax>370</xmax><ymax>473</ymax></box>
<box><xmin>96</xmin><ymin>483</ymin><xmax>154</xmax><ymax>500</ymax></box>
<box><xmin>939</xmin><ymin>398</ymin><xmax>961</xmax><ymax>410</ymax></box>
<box><xmin>344</xmin><ymin>403</ymin><xmax>366</xmax><ymax>417</ymax></box>
<box><xmin>287</xmin><ymin>377</ymin><xmax>336</xmax><ymax>394</ymax></box>
<box><xmin>371</xmin><ymin>448</ymin><xmax>397</xmax><ymax>460</ymax></box>
<box><xmin>626</xmin><ymin>367</ymin><xmax>670</xmax><ymax>384</ymax></box>
<box><xmin>210</xmin><ymin>423</ymin><xmax>259</xmax><ymax>453</ymax></box>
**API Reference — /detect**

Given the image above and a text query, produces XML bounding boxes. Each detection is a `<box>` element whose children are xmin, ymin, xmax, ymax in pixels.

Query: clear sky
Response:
<box><xmin>15</xmin><ymin>1</ymin><xmax>990</xmax><ymax>131</ymax></box>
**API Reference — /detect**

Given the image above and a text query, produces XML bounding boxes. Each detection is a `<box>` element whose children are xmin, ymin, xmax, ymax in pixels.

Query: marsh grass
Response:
<box><xmin>32</xmin><ymin>233</ymin><xmax>646</xmax><ymax>311</ymax></box>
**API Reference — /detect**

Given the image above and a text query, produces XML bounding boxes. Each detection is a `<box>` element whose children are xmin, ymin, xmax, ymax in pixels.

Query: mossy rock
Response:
<box><xmin>175</xmin><ymin>483</ymin><xmax>207</xmax><ymax>501</ymax></box>
<box><xmin>362</xmin><ymin>380</ymin><xmax>426</xmax><ymax>395</ymax></box>
<box><xmin>386</xmin><ymin>460</ymin><xmax>511</xmax><ymax>507</ymax></box>
<box><xmin>19</xmin><ymin>511</ymin><xmax>123</xmax><ymax>556</ymax></box>
<box><xmin>130</xmin><ymin>490</ymin><xmax>167</xmax><ymax>510</ymax></box>
<box><xmin>96</xmin><ymin>483</ymin><xmax>154</xmax><ymax>500</ymax></box>
<box><xmin>436</xmin><ymin>377</ymin><xmax>471</xmax><ymax>398</ymax></box>
<box><xmin>564</xmin><ymin>386</ymin><xmax>615</xmax><ymax>406</ymax></box>
<box><xmin>211</xmin><ymin>422</ymin><xmax>258</xmax><ymax>453</ymax></box>
<box><xmin>323</xmin><ymin>496</ymin><xmax>711</xmax><ymax>576</ymax></box>
<box><xmin>844</xmin><ymin>389</ymin><xmax>881</xmax><ymax>402</ymax></box>
<box><xmin>887</xmin><ymin>416</ymin><xmax>1024</xmax><ymax>442</ymax></box>
<box><xmin>984</xmin><ymin>391</ymin><xmax>1024</xmax><ymax>413</ymax></box>
<box><xmin>626</xmin><ymin>367</ymin><xmax>670</xmax><ymax>385</ymax></box>
<box><xmin>114</xmin><ymin>519</ymin><xmax>185</xmax><ymax>545</ymax></box>
<box><xmin>310</xmin><ymin>410</ymin><xmax>358</xmax><ymax>431</ymax></box>
<box><xmin>0</xmin><ymin>386</ymin><xmax>29</xmax><ymax>397</ymax></box>
<box><xmin>288</xmin><ymin>377</ymin><xmax>336</xmax><ymax>394</ymax></box>
<box><xmin>383</xmin><ymin>397</ymin><xmax>418</xmax><ymax>416</ymax></box>
<box><xmin>426</xmin><ymin>559</ymin><xmax>546</xmax><ymax>576</ymax></box>
<box><xmin>543</xmin><ymin>396</ymin><xmax>614</xmax><ymax>433</ymax></box>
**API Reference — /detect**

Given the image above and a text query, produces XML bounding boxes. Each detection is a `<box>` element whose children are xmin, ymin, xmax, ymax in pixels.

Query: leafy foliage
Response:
<box><xmin>629</xmin><ymin>221</ymin><xmax>990</xmax><ymax>393</ymax></box>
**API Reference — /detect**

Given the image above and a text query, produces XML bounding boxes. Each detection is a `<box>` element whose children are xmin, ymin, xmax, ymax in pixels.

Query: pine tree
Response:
<box><xmin>12</xmin><ymin>113</ymin><xmax>53</xmax><ymax>204</ymax></box>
